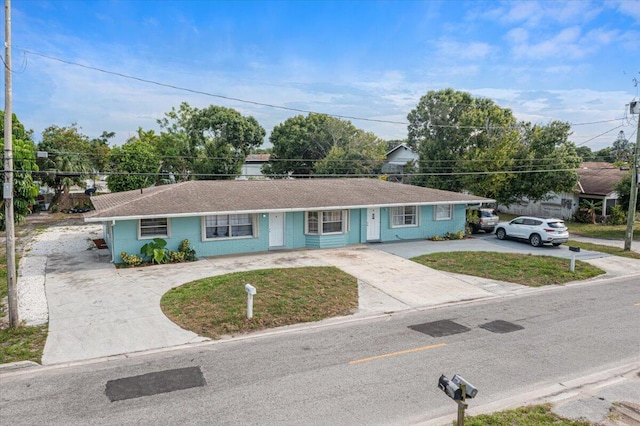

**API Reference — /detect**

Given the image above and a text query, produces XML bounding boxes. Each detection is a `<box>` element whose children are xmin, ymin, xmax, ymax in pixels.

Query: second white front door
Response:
<box><xmin>366</xmin><ymin>208</ymin><xmax>380</xmax><ymax>241</ymax></box>
<box><xmin>269</xmin><ymin>213</ymin><xmax>285</xmax><ymax>247</ymax></box>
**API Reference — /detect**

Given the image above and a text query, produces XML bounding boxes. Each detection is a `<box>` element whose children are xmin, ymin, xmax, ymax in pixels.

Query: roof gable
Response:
<box><xmin>577</xmin><ymin>163</ymin><xmax>626</xmax><ymax>196</ymax></box>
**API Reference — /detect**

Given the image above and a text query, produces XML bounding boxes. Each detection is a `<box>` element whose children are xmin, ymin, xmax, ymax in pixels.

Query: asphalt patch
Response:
<box><xmin>105</xmin><ymin>366</ymin><xmax>206</xmax><ymax>402</ymax></box>
<box><xmin>409</xmin><ymin>320</ymin><xmax>471</xmax><ymax>337</ymax></box>
<box><xmin>479</xmin><ymin>320</ymin><xmax>524</xmax><ymax>334</ymax></box>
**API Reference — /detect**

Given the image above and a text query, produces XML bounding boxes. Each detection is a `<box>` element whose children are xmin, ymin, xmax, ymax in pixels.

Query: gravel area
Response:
<box><xmin>17</xmin><ymin>224</ymin><xmax>103</xmax><ymax>326</ymax></box>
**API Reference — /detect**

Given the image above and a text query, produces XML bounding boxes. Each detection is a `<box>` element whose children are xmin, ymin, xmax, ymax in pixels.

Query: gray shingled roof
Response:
<box><xmin>577</xmin><ymin>162</ymin><xmax>626</xmax><ymax>196</ymax></box>
<box><xmin>85</xmin><ymin>178</ymin><xmax>493</xmax><ymax>221</ymax></box>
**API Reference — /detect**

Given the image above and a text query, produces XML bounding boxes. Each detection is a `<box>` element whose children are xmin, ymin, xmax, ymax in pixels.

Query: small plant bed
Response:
<box><xmin>411</xmin><ymin>252</ymin><xmax>604</xmax><ymax>286</ymax></box>
<box><xmin>566</xmin><ymin>240</ymin><xmax>640</xmax><ymax>259</ymax></box>
<box><xmin>160</xmin><ymin>266</ymin><xmax>358</xmax><ymax>339</ymax></box>
<box><xmin>118</xmin><ymin>238</ymin><xmax>197</xmax><ymax>268</ymax></box>
<box><xmin>429</xmin><ymin>231</ymin><xmax>465</xmax><ymax>241</ymax></box>
<box><xmin>464</xmin><ymin>403</ymin><xmax>591</xmax><ymax>425</ymax></box>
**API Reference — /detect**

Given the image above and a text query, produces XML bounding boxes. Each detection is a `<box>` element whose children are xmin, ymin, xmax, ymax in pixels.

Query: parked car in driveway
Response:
<box><xmin>495</xmin><ymin>216</ymin><xmax>569</xmax><ymax>247</ymax></box>
<box><xmin>468</xmin><ymin>208</ymin><xmax>499</xmax><ymax>233</ymax></box>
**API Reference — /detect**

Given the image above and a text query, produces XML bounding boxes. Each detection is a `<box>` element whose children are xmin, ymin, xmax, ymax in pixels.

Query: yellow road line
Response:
<box><xmin>635</xmin><ymin>302</ymin><xmax>640</xmax><ymax>306</ymax></box>
<box><xmin>349</xmin><ymin>343</ymin><xmax>447</xmax><ymax>365</ymax></box>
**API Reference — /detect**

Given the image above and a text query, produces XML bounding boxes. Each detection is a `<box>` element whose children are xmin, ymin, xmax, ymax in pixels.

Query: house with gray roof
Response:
<box><xmin>498</xmin><ymin>162</ymin><xmax>627</xmax><ymax>219</ymax></box>
<box><xmin>85</xmin><ymin>178</ymin><xmax>492</xmax><ymax>263</ymax></box>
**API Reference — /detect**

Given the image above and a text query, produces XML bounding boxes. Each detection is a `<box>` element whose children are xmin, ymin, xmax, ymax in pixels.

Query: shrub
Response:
<box><xmin>430</xmin><ymin>234</ymin><xmax>445</xmax><ymax>241</ymax></box>
<box><xmin>140</xmin><ymin>238</ymin><xmax>169</xmax><ymax>264</ymax></box>
<box><xmin>167</xmin><ymin>250</ymin><xmax>186</xmax><ymax>263</ymax></box>
<box><xmin>606</xmin><ymin>205</ymin><xmax>627</xmax><ymax>225</ymax></box>
<box><xmin>120</xmin><ymin>251</ymin><xmax>143</xmax><ymax>267</ymax></box>
<box><xmin>178</xmin><ymin>239</ymin><xmax>197</xmax><ymax>261</ymax></box>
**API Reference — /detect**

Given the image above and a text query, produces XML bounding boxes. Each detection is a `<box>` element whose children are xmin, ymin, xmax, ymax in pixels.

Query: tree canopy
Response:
<box><xmin>1</xmin><ymin>111</ymin><xmax>39</xmax><ymax>229</ymax></box>
<box><xmin>263</xmin><ymin>113</ymin><xmax>386</xmax><ymax>177</ymax></box>
<box><xmin>106</xmin><ymin>129</ymin><xmax>161</xmax><ymax>192</ymax></box>
<box><xmin>158</xmin><ymin>102</ymin><xmax>265</xmax><ymax>180</ymax></box>
<box><xmin>407</xmin><ymin>88</ymin><xmax>581</xmax><ymax>205</ymax></box>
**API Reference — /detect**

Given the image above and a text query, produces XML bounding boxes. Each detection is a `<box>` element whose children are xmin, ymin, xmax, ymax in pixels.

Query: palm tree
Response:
<box><xmin>580</xmin><ymin>199</ymin><xmax>603</xmax><ymax>224</ymax></box>
<box><xmin>39</xmin><ymin>151</ymin><xmax>93</xmax><ymax>209</ymax></box>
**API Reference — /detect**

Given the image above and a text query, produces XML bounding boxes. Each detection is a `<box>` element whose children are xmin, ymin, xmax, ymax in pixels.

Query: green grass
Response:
<box><xmin>412</xmin><ymin>252</ymin><xmax>604</xmax><ymax>286</ymax></box>
<box><xmin>463</xmin><ymin>404</ymin><xmax>591</xmax><ymax>426</ymax></box>
<box><xmin>0</xmin><ymin>324</ymin><xmax>48</xmax><ymax>364</ymax></box>
<box><xmin>161</xmin><ymin>266</ymin><xmax>358</xmax><ymax>339</ymax></box>
<box><xmin>566</xmin><ymin>221</ymin><xmax>640</xmax><ymax>240</ymax></box>
<box><xmin>566</xmin><ymin>240</ymin><xmax>640</xmax><ymax>259</ymax></box>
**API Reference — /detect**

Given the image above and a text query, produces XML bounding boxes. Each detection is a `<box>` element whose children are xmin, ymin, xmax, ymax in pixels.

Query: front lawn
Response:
<box><xmin>412</xmin><ymin>252</ymin><xmax>604</xmax><ymax>286</ymax></box>
<box><xmin>161</xmin><ymin>266</ymin><xmax>358</xmax><ymax>339</ymax></box>
<box><xmin>464</xmin><ymin>404</ymin><xmax>590</xmax><ymax>426</ymax></box>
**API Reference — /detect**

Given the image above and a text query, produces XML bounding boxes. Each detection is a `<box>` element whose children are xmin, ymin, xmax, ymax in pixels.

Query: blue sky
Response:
<box><xmin>5</xmin><ymin>0</ymin><xmax>640</xmax><ymax>150</ymax></box>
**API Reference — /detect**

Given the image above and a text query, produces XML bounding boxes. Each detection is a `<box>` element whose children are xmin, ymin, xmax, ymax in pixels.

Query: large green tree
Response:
<box><xmin>36</xmin><ymin>124</ymin><xmax>93</xmax><ymax>206</ymax></box>
<box><xmin>509</xmin><ymin>121</ymin><xmax>581</xmax><ymax>204</ymax></box>
<box><xmin>407</xmin><ymin>88</ymin><xmax>520</xmax><ymax>194</ymax></box>
<box><xmin>406</xmin><ymin>88</ymin><xmax>581</xmax><ymax>205</ymax></box>
<box><xmin>314</xmin><ymin>129</ymin><xmax>387</xmax><ymax>175</ymax></box>
<box><xmin>264</xmin><ymin>113</ymin><xmax>381</xmax><ymax>177</ymax></box>
<box><xmin>107</xmin><ymin>129</ymin><xmax>161</xmax><ymax>192</ymax></box>
<box><xmin>158</xmin><ymin>102</ymin><xmax>265</xmax><ymax>180</ymax></box>
<box><xmin>1</xmin><ymin>111</ymin><xmax>39</xmax><ymax>229</ymax></box>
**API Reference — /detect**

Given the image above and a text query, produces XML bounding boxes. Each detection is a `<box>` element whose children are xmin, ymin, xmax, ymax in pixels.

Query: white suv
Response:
<box><xmin>495</xmin><ymin>216</ymin><xmax>569</xmax><ymax>247</ymax></box>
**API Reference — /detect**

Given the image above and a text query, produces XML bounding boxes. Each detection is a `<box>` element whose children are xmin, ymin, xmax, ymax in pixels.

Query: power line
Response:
<box><xmin>20</xmin><ymin>48</ymin><xmax>629</xmax><ymax>130</ymax></box>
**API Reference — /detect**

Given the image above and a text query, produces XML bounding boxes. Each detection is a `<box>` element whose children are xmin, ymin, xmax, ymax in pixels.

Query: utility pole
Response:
<box><xmin>3</xmin><ymin>0</ymin><xmax>18</xmax><ymax>327</ymax></box>
<box><xmin>624</xmin><ymin>100</ymin><xmax>640</xmax><ymax>251</ymax></box>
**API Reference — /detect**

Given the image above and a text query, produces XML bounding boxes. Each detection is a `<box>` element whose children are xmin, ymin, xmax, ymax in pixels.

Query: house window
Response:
<box><xmin>139</xmin><ymin>218</ymin><xmax>169</xmax><ymax>238</ymax></box>
<box><xmin>203</xmin><ymin>214</ymin><xmax>255</xmax><ymax>239</ymax></box>
<box><xmin>306</xmin><ymin>210</ymin><xmax>347</xmax><ymax>235</ymax></box>
<box><xmin>391</xmin><ymin>206</ymin><xmax>418</xmax><ymax>227</ymax></box>
<box><xmin>434</xmin><ymin>204</ymin><xmax>453</xmax><ymax>221</ymax></box>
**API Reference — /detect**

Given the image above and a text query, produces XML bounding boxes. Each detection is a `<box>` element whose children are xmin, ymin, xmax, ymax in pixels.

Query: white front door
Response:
<box><xmin>366</xmin><ymin>207</ymin><xmax>380</xmax><ymax>241</ymax></box>
<box><xmin>269</xmin><ymin>213</ymin><xmax>285</xmax><ymax>247</ymax></box>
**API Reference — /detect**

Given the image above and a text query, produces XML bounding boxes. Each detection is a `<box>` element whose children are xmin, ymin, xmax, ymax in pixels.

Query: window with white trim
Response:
<box><xmin>203</xmin><ymin>214</ymin><xmax>255</xmax><ymax>239</ymax></box>
<box><xmin>139</xmin><ymin>218</ymin><xmax>169</xmax><ymax>238</ymax></box>
<box><xmin>306</xmin><ymin>210</ymin><xmax>348</xmax><ymax>235</ymax></box>
<box><xmin>434</xmin><ymin>204</ymin><xmax>453</xmax><ymax>220</ymax></box>
<box><xmin>391</xmin><ymin>206</ymin><xmax>418</xmax><ymax>227</ymax></box>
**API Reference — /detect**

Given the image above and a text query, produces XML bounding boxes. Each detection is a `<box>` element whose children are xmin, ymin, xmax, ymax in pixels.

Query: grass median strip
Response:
<box><xmin>411</xmin><ymin>252</ymin><xmax>604</xmax><ymax>287</ymax></box>
<box><xmin>464</xmin><ymin>404</ymin><xmax>590</xmax><ymax>425</ymax></box>
<box><xmin>566</xmin><ymin>240</ymin><xmax>640</xmax><ymax>259</ymax></box>
<box><xmin>161</xmin><ymin>266</ymin><xmax>358</xmax><ymax>339</ymax></box>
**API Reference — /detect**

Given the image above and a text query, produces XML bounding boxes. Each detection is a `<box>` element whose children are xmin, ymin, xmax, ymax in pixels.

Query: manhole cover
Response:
<box><xmin>409</xmin><ymin>320</ymin><xmax>471</xmax><ymax>337</ymax></box>
<box><xmin>479</xmin><ymin>320</ymin><xmax>524</xmax><ymax>334</ymax></box>
<box><xmin>105</xmin><ymin>366</ymin><xmax>206</xmax><ymax>402</ymax></box>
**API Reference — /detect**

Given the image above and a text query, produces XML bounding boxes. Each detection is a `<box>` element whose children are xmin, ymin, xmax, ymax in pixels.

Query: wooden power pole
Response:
<box><xmin>4</xmin><ymin>0</ymin><xmax>18</xmax><ymax>327</ymax></box>
<box><xmin>624</xmin><ymin>100</ymin><xmax>640</xmax><ymax>251</ymax></box>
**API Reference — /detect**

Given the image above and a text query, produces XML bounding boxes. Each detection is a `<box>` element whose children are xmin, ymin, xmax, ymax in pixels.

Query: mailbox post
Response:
<box><xmin>245</xmin><ymin>284</ymin><xmax>256</xmax><ymax>319</ymax></box>
<box><xmin>569</xmin><ymin>246</ymin><xmax>580</xmax><ymax>272</ymax></box>
<box><xmin>438</xmin><ymin>374</ymin><xmax>478</xmax><ymax>426</ymax></box>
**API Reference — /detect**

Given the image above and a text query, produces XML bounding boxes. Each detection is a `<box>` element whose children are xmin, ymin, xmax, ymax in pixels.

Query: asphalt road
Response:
<box><xmin>1</xmin><ymin>276</ymin><xmax>638</xmax><ymax>426</ymax></box>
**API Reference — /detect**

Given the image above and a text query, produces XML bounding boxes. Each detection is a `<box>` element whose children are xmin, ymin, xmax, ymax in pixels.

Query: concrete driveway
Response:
<box><xmin>16</xmin><ymin>224</ymin><xmax>640</xmax><ymax>365</ymax></box>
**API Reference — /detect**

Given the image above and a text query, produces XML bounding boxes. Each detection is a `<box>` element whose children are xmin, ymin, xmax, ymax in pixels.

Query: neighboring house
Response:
<box><xmin>498</xmin><ymin>162</ymin><xmax>626</xmax><ymax>219</ymax></box>
<box><xmin>84</xmin><ymin>178</ymin><xmax>493</xmax><ymax>263</ymax></box>
<box><xmin>382</xmin><ymin>144</ymin><xmax>419</xmax><ymax>181</ymax></box>
<box><xmin>238</xmin><ymin>153</ymin><xmax>271</xmax><ymax>180</ymax></box>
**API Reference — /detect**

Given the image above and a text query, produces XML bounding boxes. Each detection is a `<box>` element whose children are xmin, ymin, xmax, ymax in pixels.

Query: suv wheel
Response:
<box><xmin>496</xmin><ymin>228</ymin><xmax>506</xmax><ymax>240</ymax></box>
<box><xmin>529</xmin><ymin>233</ymin><xmax>542</xmax><ymax>247</ymax></box>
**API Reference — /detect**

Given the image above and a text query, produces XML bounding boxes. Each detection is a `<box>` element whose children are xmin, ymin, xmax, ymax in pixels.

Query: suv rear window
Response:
<box><xmin>546</xmin><ymin>221</ymin><xmax>565</xmax><ymax>228</ymax></box>
<box><xmin>480</xmin><ymin>211</ymin><xmax>494</xmax><ymax>217</ymax></box>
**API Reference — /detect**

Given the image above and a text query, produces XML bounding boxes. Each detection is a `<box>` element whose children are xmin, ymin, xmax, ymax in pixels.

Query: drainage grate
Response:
<box><xmin>479</xmin><ymin>320</ymin><xmax>524</xmax><ymax>334</ymax></box>
<box><xmin>409</xmin><ymin>320</ymin><xmax>471</xmax><ymax>337</ymax></box>
<box><xmin>105</xmin><ymin>366</ymin><xmax>206</xmax><ymax>402</ymax></box>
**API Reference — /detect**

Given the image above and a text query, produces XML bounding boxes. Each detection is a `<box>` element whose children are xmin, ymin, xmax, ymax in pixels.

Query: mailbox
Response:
<box><xmin>438</xmin><ymin>374</ymin><xmax>462</xmax><ymax>401</ymax></box>
<box><xmin>569</xmin><ymin>246</ymin><xmax>580</xmax><ymax>252</ymax></box>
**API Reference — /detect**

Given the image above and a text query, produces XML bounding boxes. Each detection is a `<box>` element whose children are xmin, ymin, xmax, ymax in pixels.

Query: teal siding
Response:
<box><xmin>108</xmin><ymin>204</ymin><xmax>468</xmax><ymax>262</ymax></box>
